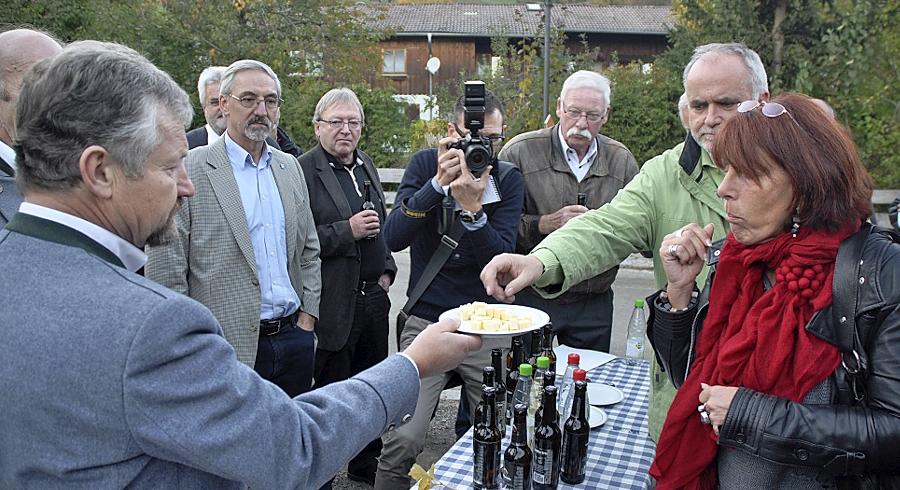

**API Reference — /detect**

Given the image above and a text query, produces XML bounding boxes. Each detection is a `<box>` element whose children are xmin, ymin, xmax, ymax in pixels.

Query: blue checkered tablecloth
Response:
<box><xmin>413</xmin><ymin>358</ymin><xmax>656</xmax><ymax>489</ymax></box>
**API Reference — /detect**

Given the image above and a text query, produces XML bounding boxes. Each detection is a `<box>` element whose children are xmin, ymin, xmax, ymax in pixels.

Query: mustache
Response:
<box><xmin>566</xmin><ymin>127</ymin><xmax>593</xmax><ymax>139</ymax></box>
<box><xmin>247</xmin><ymin>116</ymin><xmax>272</xmax><ymax>128</ymax></box>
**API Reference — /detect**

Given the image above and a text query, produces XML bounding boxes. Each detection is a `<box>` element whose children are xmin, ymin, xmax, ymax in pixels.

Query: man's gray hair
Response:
<box><xmin>559</xmin><ymin>70</ymin><xmax>612</xmax><ymax>106</ymax></box>
<box><xmin>683</xmin><ymin>43</ymin><xmax>769</xmax><ymax>99</ymax></box>
<box><xmin>220</xmin><ymin>59</ymin><xmax>281</xmax><ymax>98</ymax></box>
<box><xmin>312</xmin><ymin>88</ymin><xmax>365</xmax><ymax>125</ymax></box>
<box><xmin>15</xmin><ymin>40</ymin><xmax>192</xmax><ymax>191</ymax></box>
<box><xmin>196</xmin><ymin>66</ymin><xmax>226</xmax><ymax>107</ymax></box>
<box><xmin>677</xmin><ymin>92</ymin><xmax>689</xmax><ymax>129</ymax></box>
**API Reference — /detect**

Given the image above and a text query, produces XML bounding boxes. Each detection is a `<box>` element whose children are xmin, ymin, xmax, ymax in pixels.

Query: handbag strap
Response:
<box><xmin>832</xmin><ymin>223</ymin><xmax>872</xmax><ymax>402</ymax></box>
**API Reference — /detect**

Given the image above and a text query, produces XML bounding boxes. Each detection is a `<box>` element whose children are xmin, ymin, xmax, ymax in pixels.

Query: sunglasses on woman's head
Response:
<box><xmin>737</xmin><ymin>100</ymin><xmax>801</xmax><ymax>128</ymax></box>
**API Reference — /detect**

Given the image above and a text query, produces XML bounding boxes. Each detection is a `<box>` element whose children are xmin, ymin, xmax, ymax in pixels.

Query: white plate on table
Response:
<box><xmin>438</xmin><ymin>304</ymin><xmax>549</xmax><ymax>337</ymax></box>
<box><xmin>587</xmin><ymin>383</ymin><xmax>625</xmax><ymax>406</ymax></box>
<box><xmin>589</xmin><ymin>406</ymin><xmax>608</xmax><ymax>429</ymax></box>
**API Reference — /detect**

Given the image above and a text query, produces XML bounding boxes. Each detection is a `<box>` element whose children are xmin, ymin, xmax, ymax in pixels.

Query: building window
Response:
<box><xmin>383</xmin><ymin>49</ymin><xmax>406</xmax><ymax>74</ymax></box>
<box><xmin>288</xmin><ymin>50</ymin><xmax>323</xmax><ymax>78</ymax></box>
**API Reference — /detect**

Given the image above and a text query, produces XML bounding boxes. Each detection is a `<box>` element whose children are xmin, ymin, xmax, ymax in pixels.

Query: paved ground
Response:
<box><xmin>331</xmin><ymin>250</ymin><xmax>656</xmax><ymax>489</ymax></box>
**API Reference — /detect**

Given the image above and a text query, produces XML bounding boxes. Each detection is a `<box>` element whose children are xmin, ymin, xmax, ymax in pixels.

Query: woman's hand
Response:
<box><xmin>660</xmin><ymin>223</ymin><xmax>715</xmax><ymax>308</ymax></box>
<box><xmin>699</xmin><ymin>382</ymin><xmax>738</xmax><ymax>436</ymax></box>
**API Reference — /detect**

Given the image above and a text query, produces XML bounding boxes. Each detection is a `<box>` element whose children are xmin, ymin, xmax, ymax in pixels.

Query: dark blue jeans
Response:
<box><xmin>253</xmin><ymin>324</ymin><xmax>316</xmax><ymax>398</ymax></box>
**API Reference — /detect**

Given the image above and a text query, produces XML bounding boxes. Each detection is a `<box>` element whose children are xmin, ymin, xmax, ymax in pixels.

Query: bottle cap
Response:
<box><xmin>536</xmin><ymin>356</ymin><xmax>550</xmax><ymax>369</ymax></box>
<box><xmin>634</xmin><ymin>298</ymin><xmax>645</xmax><ymax>308</ymax></box>
<box><xmin>491</xmin><ymin>348</ymin><xmax>502</xmax><ymax>356</ymax></box>
<box><xmin>567</xmin><ymin>353</ymin><xmax>580</xmax><ymax>365</ymax></box>
<box><xmin>518</xmin><ymin>363</ymin><xmax>533</xmax><ymax>377</ymax></box>
<box><xmin>573</xmin><ymin>368</ymin><xmax>587</xmax><ymax>381</ymax></box>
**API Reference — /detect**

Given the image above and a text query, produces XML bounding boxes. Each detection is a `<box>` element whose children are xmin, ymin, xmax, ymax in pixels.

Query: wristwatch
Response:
<box><xmin>459</xmin><ymin>209</ymin><xmax>484</xmax><ymax>224</ymax></box>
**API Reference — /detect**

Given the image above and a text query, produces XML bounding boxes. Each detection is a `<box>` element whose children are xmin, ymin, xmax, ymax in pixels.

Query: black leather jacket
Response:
<box><xmin>647</xmin><ymin>226</ymin><xmax>900</xmax><ymax>487</ymax></box>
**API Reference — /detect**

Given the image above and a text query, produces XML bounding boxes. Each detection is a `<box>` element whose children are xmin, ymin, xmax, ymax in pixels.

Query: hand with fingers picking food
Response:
<box><xmin>660</xmin><ymin>223</ymin><xmax>715</xmax><ymax>308</ymax></box>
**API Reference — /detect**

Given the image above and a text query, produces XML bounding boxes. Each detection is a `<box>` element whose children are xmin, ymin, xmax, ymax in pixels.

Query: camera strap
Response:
<box><xmin>400</xmin><ymin>214</ymin><xmax>465</xmax><ymax>317</ymax></box>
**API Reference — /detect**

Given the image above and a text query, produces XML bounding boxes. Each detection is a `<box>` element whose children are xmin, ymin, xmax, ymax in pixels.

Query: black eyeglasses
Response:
<box><xmin>228</xmin><ymin>93</ymin><xmax>283</xmax><ymax>111</ymax></box>
<box><xmin>452</xmin><ymin>122</ymin><xmax>504</xmax><ymax>144</ymax></box>
<box><xmin>561</xmin><ymin>103</ymin><xmax>605</xmax><ymax>123</ymax></box>
<box><xmin>317</xmin><ymin>119</ymin><xmax>364</xmax><ymax>131</ymax></box>
<box><xmin>737</xmin><ymin>100</ymin><xmax>801</xmax><ymax>128</ymax></box>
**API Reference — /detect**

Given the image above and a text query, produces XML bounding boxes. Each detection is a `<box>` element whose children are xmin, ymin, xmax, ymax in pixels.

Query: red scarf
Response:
<box><xmin>649</xmin><ymin>223</ymin><xmax>858</xmax><ymax>489</ymax></box>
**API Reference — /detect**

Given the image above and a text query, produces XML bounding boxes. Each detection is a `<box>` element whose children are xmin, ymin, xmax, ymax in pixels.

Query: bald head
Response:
<box><xmin>0</xmin><ymin>28</ymin><xmax>63</xmax><ymax>145</ymax></box>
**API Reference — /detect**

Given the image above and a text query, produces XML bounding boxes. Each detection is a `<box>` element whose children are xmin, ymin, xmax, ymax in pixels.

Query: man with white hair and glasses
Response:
<box><xmin>481</xmin><ymin>43</ymin><xmax>770</xmax><ymax>441</ymax></box>
<box><xmin>186</xmin><ymin>66</ymin><xmax>227</xmax><ymax>149</ymax></box>
<box><xmin>498</xmin><ymin>70</ymin><xmax>639</xmax><ymax>352</ymax></box>
<box><xmin>147</xmin><ymin>59</ymin><xmax>321</xmax><ymax>396</ymax></box>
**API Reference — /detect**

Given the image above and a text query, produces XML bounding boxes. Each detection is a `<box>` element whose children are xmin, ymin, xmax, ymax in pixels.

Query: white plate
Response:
<box><xmin>586</xmin><ymin>383</ymin><xmax>625</xmax><ymax>406</ymax></box>
<box><xmin>438</xmin><ymin>304</ymin><xmax>550</xmax><ymax>337</ymax></box>
<box><xmin>589</xmin><ymin>406</ymin><xmax>607</xmax><ymax>429</ymax></box>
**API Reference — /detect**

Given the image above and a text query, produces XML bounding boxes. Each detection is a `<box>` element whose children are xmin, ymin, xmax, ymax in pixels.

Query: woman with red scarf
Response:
<box><xmin>646</xmin><ymin>93</ymin><xmax>900</xmax><ymax>489</ymax></box>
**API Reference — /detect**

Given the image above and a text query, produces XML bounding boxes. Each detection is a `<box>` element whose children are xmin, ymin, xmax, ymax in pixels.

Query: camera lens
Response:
<box><xmin>465</xmin><ymin>143</ymin><xmax>491</xmax><ymax>177</ymax></box>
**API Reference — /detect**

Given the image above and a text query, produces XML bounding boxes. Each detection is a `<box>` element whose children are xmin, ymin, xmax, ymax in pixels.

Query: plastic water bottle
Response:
<box><xmin>625</xmin><ymin>298</ymin><xmax>647</xmax><ymax>365</ymax></box>
<box><xmin>556</xmin><ymin>353</ymin><xmax>580</xmax><ymax>416</ymax></box>
<box><xmin>562</xmin><ymin>369</ymin><xmax>590</xmax><ymax>424</ymax></box>
<box><xmin>528</xmin><ymin>357</ymin><xmax>550</xmax><ymax>446</ymax></box>
<box><xmin>512</xmin><ymin>363</ymin><xmax>534</xmax><ymax>445</ymax></box>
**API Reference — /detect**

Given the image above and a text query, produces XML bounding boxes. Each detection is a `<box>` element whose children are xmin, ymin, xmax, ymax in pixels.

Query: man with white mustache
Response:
<box><xmin>147</xmin><ymin>59</ymin><xmax>322</xmax><ymax>397</ymax></box>
<box><xmin>497</xmin><ymin>70</ymin><xmax>638</xmax><ymax>352</ymax></box>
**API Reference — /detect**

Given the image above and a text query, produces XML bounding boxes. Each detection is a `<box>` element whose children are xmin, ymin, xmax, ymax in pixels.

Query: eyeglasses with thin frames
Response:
<box><xmin>317</xmin><ymin>119</ymin><xmax>364</xmax><ymax>131</ymax></box>
<box><xmin>227</xmin><ymin>93</ymin><xmax>283</xmax><ymax>111</ymax></box>
<box><xmin>561</xmin><ymin>103</ymin><xmax>605</xmax><ymax>123</ymax></box>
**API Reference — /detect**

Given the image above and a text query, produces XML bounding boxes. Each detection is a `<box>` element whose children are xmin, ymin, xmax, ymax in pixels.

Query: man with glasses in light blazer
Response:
<box><xmin>497</xmin><ymin>70</ymin><xmax>638</xmax><ymax>353</ymax></box>
<box><xmin>147</xmin><ymin>59</ymin><xmax>321</xmax><ymax>396</ymax></box>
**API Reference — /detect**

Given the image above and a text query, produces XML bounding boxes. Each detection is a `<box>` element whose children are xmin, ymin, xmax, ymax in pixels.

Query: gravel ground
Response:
<box><xmin>331</xmin><ymin>388</ymin><xmax>462</xmax><ymax>489</ymax></box>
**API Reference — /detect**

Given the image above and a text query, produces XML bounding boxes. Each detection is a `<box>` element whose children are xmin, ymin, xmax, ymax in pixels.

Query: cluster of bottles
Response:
<box><xmin>473</xmin><ymin>325</ymin><xmax>590</xmax><ymax>489</ymax></box>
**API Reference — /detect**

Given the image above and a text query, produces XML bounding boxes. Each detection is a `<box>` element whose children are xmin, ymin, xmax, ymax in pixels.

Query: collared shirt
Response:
<box><xmin>557</xmin><ymin>126</ymin><xmax>598</xmax><ymax>183</ymax></box>
<box><xmin>223</xmin><ymin>131</ymin><xmax>299</xmax><ymax>321</ymax></box>
<box><xmin>204</xmin><ymin>125</ymin><xmax>223</xmax><ymax>146</ymax></box>
<box><xmin>18</xmin><ymin>202</ymin><xmax>147</xmax><ymax>272</ymax></box>
<box><xmin>0</xmin><ymin>139</ymin><xmax>16</xmax><ymax>170</ymax></box>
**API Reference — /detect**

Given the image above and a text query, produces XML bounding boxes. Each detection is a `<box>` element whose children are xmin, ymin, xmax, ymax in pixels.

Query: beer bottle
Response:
<box><xmin>362</xmin><ymin>181</ymin><xmax>376</xmax><ymax>240</ymax></box>
<box><xmin>502</xmin><ymin>403</ymin><xmax>533</xmax><ymax>490</ymax></box>
<box><xmin>506</xmin><ymin>338</ymin><xmax>526</xmax><ymax>423</ymax></box>
<box><xmin>491</xmin><ymin>348</ymin><xmax>507</xmax><ymax>430</ymax></box>
<box><xmin>560</xmin><ymin>380</ymin><xmax>589</xmax><ymax>484</ymax></box>
<box><xmin>532</xmin><ymin>386</ymin><xmax>561</xmax><ymax>489</ymax></box>
<box><xmin>539</xmin><ymin>324</ymin><xmax>557</xmax><ymax>374</ymax></box>
<box><xmin>474</xmin><ymin>386</ymin><xmax>502</xmax><ymax>490</ymax></box>
<box><xmin>533</xmin><ymin>369</ymin><xmax>557</xmax><ymax>430</ymax></box>
<box><xmin>576</xmin><ymin>192</ymin><xmax>587</xmax><ymax>207</ymax></box>
<box><xmin>474</xmin><ymin>366</ymin><xmax>495</xmax><ymax>425</ymax></box>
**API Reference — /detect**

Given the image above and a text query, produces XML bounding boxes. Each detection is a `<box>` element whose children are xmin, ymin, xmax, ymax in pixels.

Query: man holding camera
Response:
<box><xmin>375</xmin><ymin>88</ymin><xmax>524</xmax><ymax>489</ymax></box>
<box><xmin>497</xmin><ymin>70</ymin><xmax>638</xmax><ymax>352</ymax></box>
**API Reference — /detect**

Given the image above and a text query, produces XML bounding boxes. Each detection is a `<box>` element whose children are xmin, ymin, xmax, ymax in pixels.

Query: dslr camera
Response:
<box><xmin>448</xmin><ymin>80</ymin><xmax>493</xmax><ymax>177</ymax></box>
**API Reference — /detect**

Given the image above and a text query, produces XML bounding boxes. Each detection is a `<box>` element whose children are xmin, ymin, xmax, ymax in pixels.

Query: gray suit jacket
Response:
<box><xmin>146</xmin><ymin>137</ymin><xmax>322</xmax><ymax>366</ymax></box>
<box><xmin>0</xmin><ymin>220</ymin><xmax>417</xmax><ymax>489</ymax></box>
<box><xmin>0</xmin><ymin>158</ymin><xmax>21</xmax><ymax>225</ymax></box>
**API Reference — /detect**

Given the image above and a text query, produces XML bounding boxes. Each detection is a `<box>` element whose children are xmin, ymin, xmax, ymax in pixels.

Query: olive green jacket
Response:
<box><xmin>530</xmin><ymin>135</ymin><xmax>729</xmax><ymax>439</ymax></box>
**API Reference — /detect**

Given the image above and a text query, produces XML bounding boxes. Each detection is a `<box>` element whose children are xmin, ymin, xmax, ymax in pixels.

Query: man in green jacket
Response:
<box><xmin>481</xmin><ymin>42</ymin><xmax>769</xmax><ymax>440</ymax></box>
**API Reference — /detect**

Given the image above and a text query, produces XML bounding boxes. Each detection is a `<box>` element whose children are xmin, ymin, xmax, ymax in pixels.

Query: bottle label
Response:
<box><xmin>532</xmin><ymin>447</ymin><xmax>554</xmax><ymax>484</ymax></box>
<box><xmin>474</xmin><ymin>440</ymin><xmax>500</xmax><ymax>488</ymax></box>
<box><xmin>502</xmin><ymin>461</ymin><xmax>531</xmax><ymax>490</ymax></box>
<box><xmin>496</xmin><ymin>399</ymin><xmax>507</xmax><ymax>427</ymax></box>
<box><xmin>560</xmin><ymin>433</ymin><xmax>588</xmax><ymax>480</ymax></box>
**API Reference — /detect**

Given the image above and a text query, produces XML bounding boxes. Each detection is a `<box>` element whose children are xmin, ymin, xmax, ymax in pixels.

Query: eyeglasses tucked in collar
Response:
<box><xmin>561</xmin><ymin>103</ymin><xmax>605</xmax><ymax>123</ymax></box>
<box><xmin>227</xmin><ymin>93</ymin><xmax>283</xmax><ymax>111</ymax></box>
<box><xmin>317</xmin><ymin>119</ymin><xmax>364</xmax><ymax>131</ymax></box>
<box><xmin>737</xmin><ymin>100</ymin><xmax>801</xmax><ymax>128</ymax></box>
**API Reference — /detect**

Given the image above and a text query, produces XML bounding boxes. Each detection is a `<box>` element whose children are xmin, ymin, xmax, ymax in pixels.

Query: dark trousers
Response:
<box><xmin>314</xmin><ymin>284</ymin><xmax>390</xmax><ymax>484</ymax></box>
<box><xmin>516</xmin><ymin>288</ymin><xmax>615</xmax><ymax>352</ymax></box>
<box><xmin>253</xmin><ymin>324</ymin><xmax>316</xmax><ymax>398</ymax></box>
